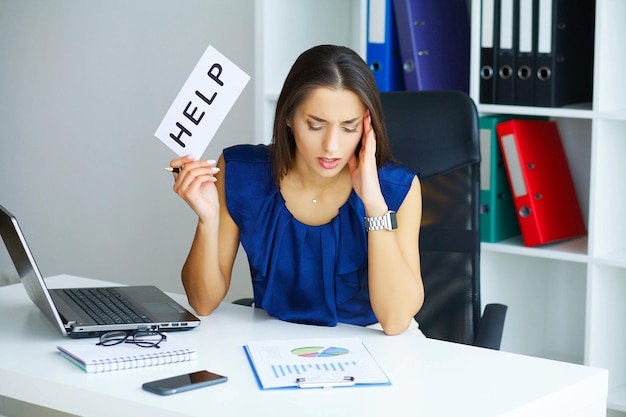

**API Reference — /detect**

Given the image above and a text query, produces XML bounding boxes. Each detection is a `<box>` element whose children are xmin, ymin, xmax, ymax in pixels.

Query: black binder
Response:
<box><xmin>513</xmin><ymin>0</ymin><xmax>538</xmax><ymax>105</ymax></box>
<box><xmin>479</xmin><ymin>0</ymin><xmax>500</xmax><ymax>104</ymax></box>
<box><xmin>533</xmin><ymin>0</ymin><xmax>595</xmax><ymax>107</ymax></box>
<box><xmin>495</xmin><ymin>0</ymin><xmax>517</xmax><ymax>104</ymax></box>
<box><xmin>393</xmin><ymin>0</ymin><xmax>470</xmax><ymax>93</ymax></box>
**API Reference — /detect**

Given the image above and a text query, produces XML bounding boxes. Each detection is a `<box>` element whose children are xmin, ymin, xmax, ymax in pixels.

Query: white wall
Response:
<box><xmin>0</xmin><ymin>0</ymin><xmax>254</xmax><ymax>302</ymax></box>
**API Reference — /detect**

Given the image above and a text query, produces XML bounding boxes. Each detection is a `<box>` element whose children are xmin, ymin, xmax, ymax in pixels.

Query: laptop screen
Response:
<box><xmin>0</xmin><ymin>204</ymin><xmax>68</xmax><ymax>335</ymax></box>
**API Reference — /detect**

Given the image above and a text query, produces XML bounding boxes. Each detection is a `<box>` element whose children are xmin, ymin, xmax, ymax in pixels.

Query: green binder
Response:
<box><xmin>479</xmin><ymin>115</ymin><xmax>520</xmax><ymax>243</ymax></box>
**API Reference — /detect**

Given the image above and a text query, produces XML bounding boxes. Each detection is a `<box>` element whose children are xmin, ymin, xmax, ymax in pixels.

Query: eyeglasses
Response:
<box><xmin>96</xmin><ymin>330</ymin><xmax>167</xmax><ymax>349</ymax></box>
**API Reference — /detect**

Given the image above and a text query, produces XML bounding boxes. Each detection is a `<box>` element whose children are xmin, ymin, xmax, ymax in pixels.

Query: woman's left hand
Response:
<box><xmin>348</xmin><ymin>110</ymin><xmax>388</xmax><ymax>216</ymax></box>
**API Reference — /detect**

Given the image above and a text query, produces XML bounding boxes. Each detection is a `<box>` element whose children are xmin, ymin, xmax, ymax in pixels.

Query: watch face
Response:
<box><xmin>389</xmin><ymin>211</ymin><xmax>398</xmax><ymax>230</ymax></box>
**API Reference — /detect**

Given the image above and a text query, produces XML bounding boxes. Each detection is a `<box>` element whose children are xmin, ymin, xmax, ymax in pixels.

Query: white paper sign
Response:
<box><xmin>155</xmin><ymin>45</ymin><xmax>250</xmax><ymax>158</ymax></box>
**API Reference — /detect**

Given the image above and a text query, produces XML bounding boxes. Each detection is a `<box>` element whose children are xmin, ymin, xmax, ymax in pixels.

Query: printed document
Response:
<box><xmin>244</xmin><ymin>337</ymin><xmax>390</xmax><ymax>389</ymax></box>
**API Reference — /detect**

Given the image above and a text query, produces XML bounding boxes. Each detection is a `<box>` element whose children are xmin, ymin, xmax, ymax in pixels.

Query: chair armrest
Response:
<box><xmin>232</xmin><ymin>298</ymin><xmax>254</xmax><ymax>307</ymax></box>
<box><xmin>474</xmin><ymin>303</ymin><xmax>508</xmax><ymax>350</ymax></box>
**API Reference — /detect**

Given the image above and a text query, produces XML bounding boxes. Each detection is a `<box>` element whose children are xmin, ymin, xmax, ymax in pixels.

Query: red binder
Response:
<box><xmin>496</xmin><ymin>119</ymin><xmax>586</xmax><ymax>247</ymax></box>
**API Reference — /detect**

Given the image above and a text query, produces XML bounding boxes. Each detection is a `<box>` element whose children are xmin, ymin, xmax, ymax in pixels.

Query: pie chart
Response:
<box><xmin>291</xmin><ymin>346</ymin><xmax>350</xmax><ymax>358</ymax></box>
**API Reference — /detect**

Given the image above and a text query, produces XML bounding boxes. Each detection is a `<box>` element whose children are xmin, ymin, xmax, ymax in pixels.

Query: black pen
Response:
<box><xmin>164</xmin><ymin>167</ymin><xmax>180</xmax><ymax>173</ymax></box>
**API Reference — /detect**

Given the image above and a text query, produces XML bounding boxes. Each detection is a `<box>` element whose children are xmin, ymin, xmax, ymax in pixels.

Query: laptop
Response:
<box><xmin>0</xmin><ymin>203</ymin><xmax>201</xmax><ymax>338</ymax></box>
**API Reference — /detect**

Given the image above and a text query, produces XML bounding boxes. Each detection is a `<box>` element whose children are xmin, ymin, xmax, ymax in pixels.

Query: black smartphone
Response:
<box><xmin>142</xmin><ymin>370</ymin><xmax>228</xmax><ymax>395</ymax></box>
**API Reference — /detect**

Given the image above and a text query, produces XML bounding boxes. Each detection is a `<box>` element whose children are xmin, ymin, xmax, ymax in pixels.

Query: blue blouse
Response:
<box><xmin>223</xmin><ymin>144</ymin><xmax>416</xmax><ymax>327</ymax></box>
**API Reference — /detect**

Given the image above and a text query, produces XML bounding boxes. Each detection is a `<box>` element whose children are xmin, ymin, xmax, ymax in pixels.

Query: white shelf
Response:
<box><xmin>471</xmin><ymin>0</ymin><xmax>626</xmax><ymax>413</ymax></box>
<box><xmin>478</xmin><ymin>104</ymin><xmax>626</xmax><ymax>121</ymax></box>
<box><xmin>594</xmin><ymin>252</ymin><xmax>626</xmax><ymax>269</ymax></box>
<box><xmin>478</xmin><ymin>104</ymin><xmax>594</xmax><ymax>120</ymax></box>
<box><xmin>530</xmin><ymin>350</ymin><xmax>585</xmax><ymax>366</ymax></box>
<box><xmin>609</xmin><ymin>385</ymin><xmax>626</xmax><ymax>412</ymax></box>
<box><xmin>482</xmin><ymin>236</ymin><xmax>589</xmax><ymax>263</ymax></box>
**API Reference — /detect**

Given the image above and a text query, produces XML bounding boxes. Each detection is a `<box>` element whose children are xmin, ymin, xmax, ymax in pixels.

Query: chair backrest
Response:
<box><xmin>380</xmin><ymin>90</ymin><xmax>481</xmax><ymax>345</ymax></box>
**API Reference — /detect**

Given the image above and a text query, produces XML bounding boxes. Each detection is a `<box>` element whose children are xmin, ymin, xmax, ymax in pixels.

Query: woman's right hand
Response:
<box><xmin>169</xmin><ymin>155</ymin><xmax>221</xmax><ymax>223</ymax></box>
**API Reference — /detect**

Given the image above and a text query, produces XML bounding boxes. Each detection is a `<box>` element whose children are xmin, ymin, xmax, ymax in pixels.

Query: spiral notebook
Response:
<box><xmin>57</xmin><ymin>342</ymin><xmax>198</xmax><ymax>373</ymax></box>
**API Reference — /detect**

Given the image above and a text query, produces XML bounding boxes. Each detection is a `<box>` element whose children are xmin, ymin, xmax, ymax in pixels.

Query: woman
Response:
<box><xmin>169</xmin><ymin>45</ymin><xmax>424</xmax><ymax>335</ymax></box>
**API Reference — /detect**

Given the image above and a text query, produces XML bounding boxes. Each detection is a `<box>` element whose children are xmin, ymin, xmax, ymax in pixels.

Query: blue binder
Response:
<box><xmin>393</xmin><ymin>0</ymin><xmax>470</xmax><ymax>93</ymax></box>
<box><xmin>366</xmin><ymin>0</ymin><xmax>405</xmax><ymax>91</ymax></box>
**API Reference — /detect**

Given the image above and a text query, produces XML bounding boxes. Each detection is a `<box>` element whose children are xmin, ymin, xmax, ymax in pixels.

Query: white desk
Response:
<box><xmin>0</xmin><ymin>275</ymin><xmax>608</xmax><ymax>417</ymax></box>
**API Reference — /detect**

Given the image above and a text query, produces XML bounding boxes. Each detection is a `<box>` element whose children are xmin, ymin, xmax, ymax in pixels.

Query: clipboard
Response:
<box><xmin>243</xmin><ymin>338</ymin><xmax>391</xmax><ymax>390</ymax></box>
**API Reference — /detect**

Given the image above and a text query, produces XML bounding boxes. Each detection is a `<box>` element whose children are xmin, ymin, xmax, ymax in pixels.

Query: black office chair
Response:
<box><xmin>234</xmin><ymin>90</ymin><xmax>507</xmax><ymax>349</ymax></box>
<box><xmin>380</xmin><ymin>90</ymin><xmax>506</xmax><ymax>349</ymax></box>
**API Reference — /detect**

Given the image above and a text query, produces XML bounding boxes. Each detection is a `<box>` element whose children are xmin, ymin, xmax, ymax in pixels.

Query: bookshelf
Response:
<box><xmin>470</xmin><ymin>0</ymin><xmax>626</xmax><ymax>414</ymax></box>
<box><xmin>255</xmin><ymin>0</ymin><xmax>624</xmax><ymax>413</ymax></box>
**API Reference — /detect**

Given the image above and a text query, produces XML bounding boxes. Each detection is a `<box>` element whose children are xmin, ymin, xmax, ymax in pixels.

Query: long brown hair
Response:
<box><xmin>270</xmin><ymin>45</ymin><xmax>394</xmax><ymax>184</ymax></box>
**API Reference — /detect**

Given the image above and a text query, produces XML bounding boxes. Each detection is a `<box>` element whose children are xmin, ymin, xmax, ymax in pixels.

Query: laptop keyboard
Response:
<box><xmin>63</xmin><ymin>288</ymin><xmax>152</xmax><ymax>325</ymax></box>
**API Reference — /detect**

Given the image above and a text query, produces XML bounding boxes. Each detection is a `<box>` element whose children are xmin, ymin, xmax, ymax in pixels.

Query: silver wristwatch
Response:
<box><xmin>364</xmin><ymin>211</ymin><xmax>398</xmax><ymax>231</ymax></box>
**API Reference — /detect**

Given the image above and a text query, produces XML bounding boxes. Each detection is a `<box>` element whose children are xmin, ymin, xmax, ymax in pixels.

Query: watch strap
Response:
<box><xmin>364</xmin><ymin>211</ymin><xmax>397</xmax><ymax>231</ymax></box>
